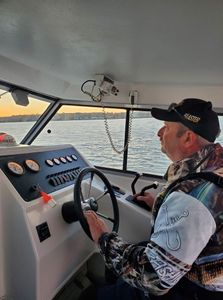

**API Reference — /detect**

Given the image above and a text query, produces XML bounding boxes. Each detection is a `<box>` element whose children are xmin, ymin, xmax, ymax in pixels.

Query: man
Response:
<box><xmin>85</xmin><ymin>98</ymin><xmax>223</xmax><ymax>299</ymax></box>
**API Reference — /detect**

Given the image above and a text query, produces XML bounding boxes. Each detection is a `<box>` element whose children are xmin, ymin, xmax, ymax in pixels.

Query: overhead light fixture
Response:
<box><xmin>11</xmin><ymin>89</ymin><xmax>29</xmax><ymax>106</ymax></box>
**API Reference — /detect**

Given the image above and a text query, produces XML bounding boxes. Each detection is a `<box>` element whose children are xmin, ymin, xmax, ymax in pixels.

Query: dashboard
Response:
<box><xmin>0</xmin><ymin>144</ymin><xmax>153</xmax><ymax>300</ymax></box>
<box><xmin>0</xmin><ymin>144</ymin><xmax>95</xmax><ymax>300</ymax></box>
<box><xmin>0</xmin><ymin>145</ymin><xmax>89</xmax><ymax>201</ymax></box>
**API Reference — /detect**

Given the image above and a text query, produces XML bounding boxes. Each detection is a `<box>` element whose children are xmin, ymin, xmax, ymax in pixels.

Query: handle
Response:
<box><xmin>131</xmin><ymin>173</ymin><xmax>142</xmax><ymax>194</ymax></box>
<box><xmin>140</xmin><ymin>181</ymin><xmax>159</xmax><ymax>196</ymax></box>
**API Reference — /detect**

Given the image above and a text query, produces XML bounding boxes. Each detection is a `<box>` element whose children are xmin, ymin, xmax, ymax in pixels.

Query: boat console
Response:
<box><xmin>0</xmin><ymin>144</ymin><xmax>154</xmax><ymax>300</ymax></box>
<box><xmin>0</xmin><ymin>144</ymin><xmax>96</xmax><ymax>300</ymax></box>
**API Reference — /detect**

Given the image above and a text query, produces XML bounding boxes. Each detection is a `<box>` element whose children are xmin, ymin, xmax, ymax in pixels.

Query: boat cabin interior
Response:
<box><xmin>0</xmin><ymin>1</ymin><xmax>223</xmax><ymax>299</ymax></box>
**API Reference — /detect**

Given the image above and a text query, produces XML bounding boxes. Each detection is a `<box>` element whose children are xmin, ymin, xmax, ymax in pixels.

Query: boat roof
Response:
<box><xmin>0</xmin><ymin>1</ymin><xmax>223</xmax><ymax>108</ymax></box>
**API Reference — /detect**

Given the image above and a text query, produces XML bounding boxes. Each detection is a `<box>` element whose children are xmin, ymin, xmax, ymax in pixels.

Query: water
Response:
<box><xmin>1</xmin><ymin>117</ymin><xmax>223</xmax><ymax>176</ymax></box>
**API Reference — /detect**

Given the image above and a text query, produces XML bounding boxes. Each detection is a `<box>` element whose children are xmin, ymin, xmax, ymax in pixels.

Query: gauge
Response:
<box><xmin>45</xmin><ymin>159</ymin><xmax>54</xmax><ymax>167</ymax></box>
<box><xmin>71</xmin><ymin>154</ymin><xmax>78</xmax><ymax>161</ymax></box>
<box><xmin>59</xmin><ymin>157</ymin><xmax>67</xmax><ymax>163</ymax></box>
<box><xmin>66</xmin><ymin>155</ymin><xmax>73</xmax><ymax>162</ymax></box>
<box><xmin>7</xmin><ymin>161</ymin><xmax>24</xmax><ymax>176</ymax></box>
<box><xmin>25</xmin><ymin>159</ymin><xmax>40</xmax><ymax>172</ymax></box>
<box><xmin>53</xmin><ymin>158</ymin><xmax>60</xmax><ymax>165</ymax></box>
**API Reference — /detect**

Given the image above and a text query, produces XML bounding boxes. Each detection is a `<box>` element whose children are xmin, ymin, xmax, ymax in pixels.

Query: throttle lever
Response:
<box><xmin>128</xmin><ymin>174</ymin><xmax>159</xmax><ymax>212</ymax></box>
<box><xmin>140</xmin><ymin>181</ymin><xmax>159</xmax><ymax>196</ymax></box>
<box><xmin>131</xmin><ymin>173</ymin><xmax>143</xmax><ymax>194</ymax></box>
<box><xmin>131</xmin><ymin>173</ymin><xmax>159</xmax><ymax>195</ymax></box>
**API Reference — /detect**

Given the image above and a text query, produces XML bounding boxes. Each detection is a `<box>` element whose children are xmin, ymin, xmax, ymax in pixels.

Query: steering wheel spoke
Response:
<box><xmin>73</xmin><ymin>167</ymin><xmax>119</xmax><ymax>240</ymax></box>
<box><xmin>87</xmin><ymin>171</ymin><xmax>94</xmax><ymax>198</ymax></box>
<box><xmin>96</xmin><ymin>211</ymin><xmax>115</xmax><ymax>223</ymax></box>
<box><xmin>94</xmin><ymin>190</ymin><xmax>109</xmax><ymax>202</ymax></box>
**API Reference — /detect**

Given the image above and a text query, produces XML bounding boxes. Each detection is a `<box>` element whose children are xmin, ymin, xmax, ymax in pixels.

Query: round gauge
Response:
<box><xmin>25</xmin><ymin>159</ymin><xmax>40</xmax><ymax>172</ymax></box>
<box><xmin>53</xmin><ymin>158</ymin><xmax>60</xmax><ymax>165</ymax></box>
<box><xmin>45</xmin><ymin>159</ymin><xmax>54</xmax><ymax>167</ymax></box>
<box><xmin>71</xmin><ymin>154</ymin><xmax>78</xmax><ymax>161</ymax></box>
<box><xmin>7</xmin><ymin>161</ymin><xmax>24</xmax><ymax>176</ymax></box>
<box><xmin>59</xmin><ymin>157</ymin><xmax>67</xmax><ymax>163</ymax></box>
<box><xmin>66</xmin><ymin>155</ymin><xmax>73</xmax><ymax>162</ymax></box>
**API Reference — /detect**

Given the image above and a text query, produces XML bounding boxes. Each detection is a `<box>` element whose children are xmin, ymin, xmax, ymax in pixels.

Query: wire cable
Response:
<box><xmin>0</xmin><ymin>91</ymin><xmax>9</xmax><ymax>98</ymax></box>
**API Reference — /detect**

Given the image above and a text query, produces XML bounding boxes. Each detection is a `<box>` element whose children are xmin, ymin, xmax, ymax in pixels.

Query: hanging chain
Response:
<box><xmin>102</xmin><ymin>104</ymin><xmax>134</xmax><ymax>154</ymax></box>
<box><xmin>81</xmin><ymin>80</ymin><xmax>134</xmax><ymax>154</ymax></box>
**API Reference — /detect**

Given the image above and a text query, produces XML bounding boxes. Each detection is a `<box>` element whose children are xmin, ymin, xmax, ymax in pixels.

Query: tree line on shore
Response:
<box><xmin>0</xmin><ymin>111</ymin><xmax>150</xmax><ymax>122</ymax></box>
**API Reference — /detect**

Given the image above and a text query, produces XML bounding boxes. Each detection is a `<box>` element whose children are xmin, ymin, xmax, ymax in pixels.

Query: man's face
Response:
<box><xmin>157</xmin><ymin>121</ymin><xmax>186</xmax><ymax>162</ymax></box>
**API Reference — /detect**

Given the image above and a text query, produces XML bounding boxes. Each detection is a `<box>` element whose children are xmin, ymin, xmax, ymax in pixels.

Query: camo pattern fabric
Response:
<box><xmin>152</xmin><ymin>143</ymin><xmax>223</xmax><ymax>222</ymax></box>
<box><xmin>98</xmin><ymin>143</ymin><xmax>223</xmax><ymax>295</ymax></box>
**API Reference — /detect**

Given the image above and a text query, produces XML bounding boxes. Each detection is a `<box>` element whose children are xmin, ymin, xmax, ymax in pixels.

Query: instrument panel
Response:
<box><xmin>0</xmin><ymin>146</ymin><xmax>89</xmax><ymax>202</ymax></box>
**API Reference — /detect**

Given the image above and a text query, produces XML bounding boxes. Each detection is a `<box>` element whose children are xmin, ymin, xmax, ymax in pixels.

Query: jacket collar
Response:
<box><xmin>164</xmin><ymin>143</ymin><xmax>223</xmax><ymax>184</ymax></box>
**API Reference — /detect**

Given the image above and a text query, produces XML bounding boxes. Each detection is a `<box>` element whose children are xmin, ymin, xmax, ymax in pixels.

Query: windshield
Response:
<box><xmin>33</xmin><ymin>105</ymin><xmax>170</xmax><ymax>175</ymax></box>
<box><xmin>34</xmin><ymin>105</ymin><xmax>126</xmax><ymax>170</ymax></box>
<box><xmin>0</xmin><ymin>89</ymin><xmax>50</xmax><ymax>143</ymax></box>
<box><xmin>1</xmin><ymin>90</ymin><xmax>223</xmax><ymax>176</ymax></box>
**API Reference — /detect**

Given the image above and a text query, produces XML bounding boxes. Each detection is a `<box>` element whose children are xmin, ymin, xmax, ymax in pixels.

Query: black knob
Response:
<box><xmin>61</xmin><ymin>201</ymin><xmax>78</xmax><ymax>223</ymax></box>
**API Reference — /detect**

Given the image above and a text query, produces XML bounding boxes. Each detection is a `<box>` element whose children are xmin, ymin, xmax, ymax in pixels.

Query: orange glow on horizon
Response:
<box><xmin>0</xmin><ymin>91</ymin><xmax>124</xmax><ymax>117</ymax></box>
<box><xmin>0</xmin><ymin>98</ymin><xmax>49</xmax><ymax>117</ymax></box>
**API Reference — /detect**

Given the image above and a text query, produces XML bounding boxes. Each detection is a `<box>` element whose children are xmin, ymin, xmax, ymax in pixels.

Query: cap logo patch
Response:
<box><xmin>184</xmin><ymin>113</ymin><xmax>201</xmax><ymax>123</ymax></box>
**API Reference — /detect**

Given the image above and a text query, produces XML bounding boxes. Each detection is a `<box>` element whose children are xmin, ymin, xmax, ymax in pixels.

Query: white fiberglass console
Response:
<box><xmin>0</xmin><ymin>144</ymin><xmax>96</xmax><ymax>300</ymax></box>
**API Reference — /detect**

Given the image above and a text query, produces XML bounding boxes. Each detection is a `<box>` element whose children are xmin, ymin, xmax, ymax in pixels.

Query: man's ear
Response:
<box><xmin>183</xmin><ymin>130</ymin><xmax>197</xmax><ymax>147</ymax></box>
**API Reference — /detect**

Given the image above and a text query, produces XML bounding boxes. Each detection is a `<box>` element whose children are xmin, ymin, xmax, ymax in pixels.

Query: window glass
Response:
<box><xmin>0</xmin><ymin>89</ymin><xmax>50</xmax><ymax>143</ymax></box>
<box><xmin>127</xmin><ymin>111</ymin><xmax>170</xmax><ymax>176</ymax></box>
<box><xmin>128</xmin><ymin>114</ymin><xmax>223</xmax><ymax>176</ymax></box>
<box><xmin>33</xmin><ymin>106</ymin><xmax>126</xmax><ymax>169</ymax></box>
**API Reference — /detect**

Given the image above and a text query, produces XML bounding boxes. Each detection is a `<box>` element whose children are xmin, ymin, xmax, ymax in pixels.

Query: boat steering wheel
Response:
<box><xmin>62</xmin><ymin>167</ymin><xmax>119</xmax><ymax>240</ymax></box>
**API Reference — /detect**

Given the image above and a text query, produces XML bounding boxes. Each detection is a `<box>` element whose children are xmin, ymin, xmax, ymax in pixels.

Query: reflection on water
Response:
<box><xmin>1</xmin><ymin>117</ymin><xmax>223</xmax><ymax>176</ymax></box>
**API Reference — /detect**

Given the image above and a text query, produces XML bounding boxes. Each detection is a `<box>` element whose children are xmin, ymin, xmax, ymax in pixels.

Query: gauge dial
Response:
<box><xmin>25</xmin><ymin>159</ymin><xmax>40</xmax><ymax>172</ymax></box>
<box><xmin>53</xmin><ymin>158</ymin><xmax>60</xmax><ymax>165</ymax></box>
<box><xmin>59</xmin><ymin>157</ymin><xmax>67</xmax><ymax>163</ymax></box>
<box><xmin>7</xmin><ymin>161</ymin><xmax>24</xmax><ymax>176</ymax></box>
<box><xmin>66</xmin><ymin>155</ymin><xmax>73</xmax><ymax>162</ymax></box>
<box><xmin>45</xmin><ymin>159</ymin><xmax>54</xmax><ymax>167</ymax></box>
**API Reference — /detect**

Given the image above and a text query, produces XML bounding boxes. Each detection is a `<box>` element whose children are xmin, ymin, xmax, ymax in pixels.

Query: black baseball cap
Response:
<box><xmin>151</xmin><ymin>98</ymin><xmax>220</xmax><ymax>142</ymax></box>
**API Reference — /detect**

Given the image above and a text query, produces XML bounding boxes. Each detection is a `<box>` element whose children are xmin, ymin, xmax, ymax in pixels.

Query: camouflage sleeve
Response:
<box><xmin>98</xmin><ymin>232</ymin><xmax>173</xmax><ymax>295</ymax></box>
<box><xmin>98</xmin><ymin>189</ymin><xmax>216</xmax><ymax>295</ymax></box>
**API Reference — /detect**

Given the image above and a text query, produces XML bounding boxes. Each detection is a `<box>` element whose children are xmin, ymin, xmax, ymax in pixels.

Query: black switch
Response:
<box><xmin>36</xmin><ymin>222</ymin><xmax>51</xmax><ymax>242</ymax></box>
<box><xmin>48</xmin><ymin>177</ymin><xmax>58</xmax><ymax>186</ymax></box>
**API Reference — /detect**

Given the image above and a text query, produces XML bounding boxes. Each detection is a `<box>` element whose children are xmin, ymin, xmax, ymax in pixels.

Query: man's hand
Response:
<box><xmin>85</xmin><ymin>210</ymin><xmax>110</xmax><ymax>243</ymax></box>
<box><xmin>133</xmin><ymin>192</ymin><xmax>155</xmax><ymax>209</ymax></box>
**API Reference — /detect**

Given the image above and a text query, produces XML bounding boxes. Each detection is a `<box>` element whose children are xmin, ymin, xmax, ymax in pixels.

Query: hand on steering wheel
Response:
<box><xmin>84</xmin><ymin>210</ymin><xmax>109</xmax><ymax>243</ymax></box>
<box><xmin>62</xmin><ymin>167</ymin><xmax>119</xmax><ymax>240</ymax></box>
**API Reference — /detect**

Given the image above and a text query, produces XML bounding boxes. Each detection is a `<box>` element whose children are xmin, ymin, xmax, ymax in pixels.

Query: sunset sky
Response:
<box><xmin>0</xmin><ymin>90</ymin><xmax>122</xmax><ymax>117</ymax></box>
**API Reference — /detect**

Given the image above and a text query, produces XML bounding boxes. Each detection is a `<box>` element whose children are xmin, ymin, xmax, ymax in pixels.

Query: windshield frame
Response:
<box><xmin>1</xmin><ymin>79</ymin><xmax>223</xmax><ymax>177</ymax></box>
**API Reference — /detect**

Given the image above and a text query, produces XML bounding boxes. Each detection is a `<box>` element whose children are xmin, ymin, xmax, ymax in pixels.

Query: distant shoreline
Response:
<box><xmin>0</xmin><ymin>112</ymin><xmax>151</xmax><ymax>123</ymax></box>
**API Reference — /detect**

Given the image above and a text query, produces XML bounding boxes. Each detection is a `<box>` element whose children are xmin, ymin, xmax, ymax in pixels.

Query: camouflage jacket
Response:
<box><xmin>98</xmin><ymin>143</ymin><xmax>223</xmax><ymax>295</ymax></box>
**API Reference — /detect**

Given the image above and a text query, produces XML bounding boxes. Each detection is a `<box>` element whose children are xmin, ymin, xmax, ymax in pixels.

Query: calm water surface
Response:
<box><xmin>1</xmin><ymin>118</ymin><xmax>223</xmax><ymax>176</ymax></box>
